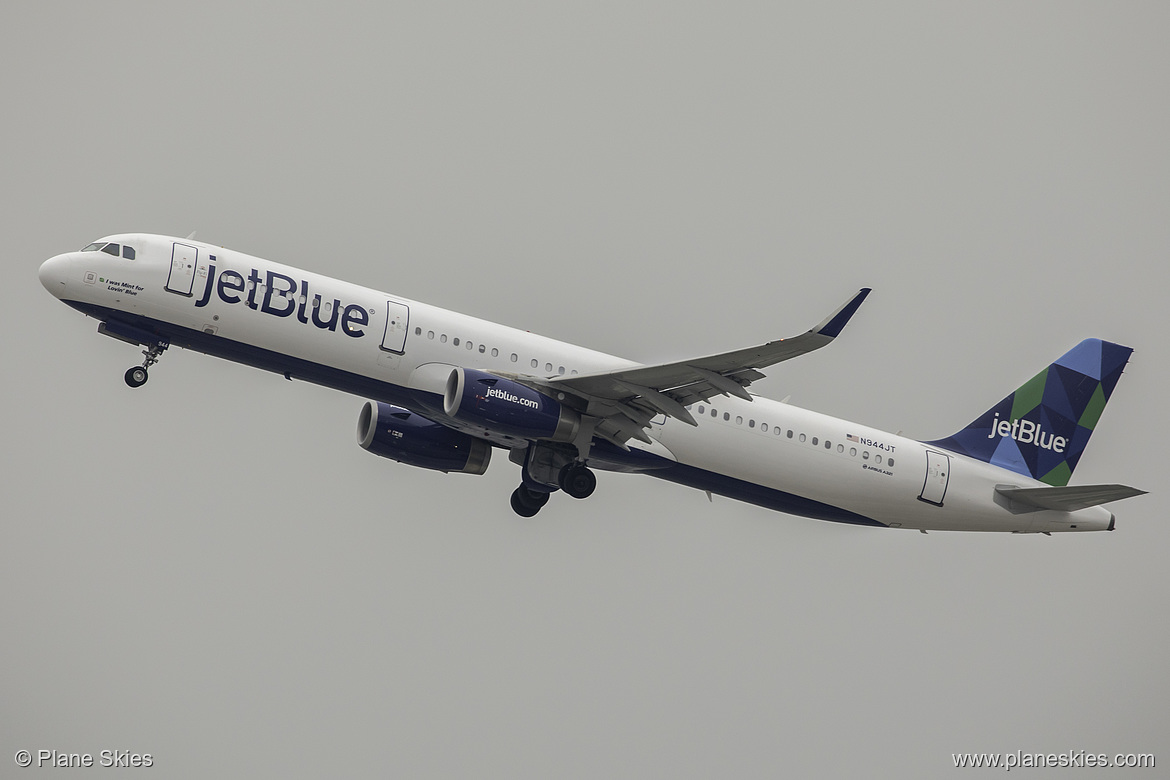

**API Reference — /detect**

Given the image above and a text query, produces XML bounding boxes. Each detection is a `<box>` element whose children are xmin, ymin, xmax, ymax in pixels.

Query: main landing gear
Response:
<box><xmin>124</xmin><ymin>342</ymin><xmax>168</xmax><ymax>388</ymax></box>
<box><xmin>558</xmin><ymin>462</ymin><xmax>596</xmax><ymax>499</ymax></box>
<box><xmin>510</xmin><ymin>485</ymin><xmax>550</xmax><ymax>518</ymax></box>
<box><xmin>509</xmin><ymin>457</ymin><xmax>597</xmax><ymax>517</ymax></box>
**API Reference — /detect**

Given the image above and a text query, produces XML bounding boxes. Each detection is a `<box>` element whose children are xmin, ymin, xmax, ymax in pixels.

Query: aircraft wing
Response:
<box><xmin>521</xmin><ymin>288</ymin><xmax>870</xmax><ymax>448</ymax></box>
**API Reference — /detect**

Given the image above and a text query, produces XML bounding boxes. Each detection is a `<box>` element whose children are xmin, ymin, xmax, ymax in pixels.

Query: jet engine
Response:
<box><xmin>357</xmin><ymin>401</ymin><xmax>491</xmax><ymax>474</ymax></box>
<box><xmin>443</xmin><ymin>368</ymin><xmax>579</xmax><ymax>442</ymax></box>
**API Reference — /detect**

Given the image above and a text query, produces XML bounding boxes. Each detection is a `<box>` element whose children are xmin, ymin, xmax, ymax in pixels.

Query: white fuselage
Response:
<box><xmin>38</xmin><ymin>234</ymin><xmax>1114</xmax><ymax>533</ymax></box>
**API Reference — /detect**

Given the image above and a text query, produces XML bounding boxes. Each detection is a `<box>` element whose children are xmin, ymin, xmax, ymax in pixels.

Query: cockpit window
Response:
<box><xmin>80</xmin><ymin>241</ymin><xmax>136</xmax><ymax>258</ymax></box>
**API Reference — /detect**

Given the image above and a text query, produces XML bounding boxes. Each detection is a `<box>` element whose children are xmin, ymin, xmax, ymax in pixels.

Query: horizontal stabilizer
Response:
<box><xmin>995</xmin><ymin>483</ymin><xmax>1146</xmax><ymax>512</ymax></box>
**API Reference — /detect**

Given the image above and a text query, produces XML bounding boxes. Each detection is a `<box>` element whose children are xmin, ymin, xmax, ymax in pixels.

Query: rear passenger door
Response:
<box><xmin>918</xmin><ymin>450</ymin><xmax>950</xmax><ymax>506</ymax></box>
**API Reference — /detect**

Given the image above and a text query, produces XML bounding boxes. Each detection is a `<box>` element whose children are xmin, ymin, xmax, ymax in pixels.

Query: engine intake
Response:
<box><xmin>357</xmin><ymin>401</ymin><xmax>491</xmax><ymax>474</ymax></box>
<box><xmin>443</xmin><ymin>368</ymin><xmax>579</xmax><ymax>442</ymax></box>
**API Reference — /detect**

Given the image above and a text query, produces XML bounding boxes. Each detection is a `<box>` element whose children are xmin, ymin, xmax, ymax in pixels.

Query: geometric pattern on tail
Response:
<box><xmin>925</xmin><ymin>339</ymin><xmax>1132</xmax><ymax>486</ymax></box>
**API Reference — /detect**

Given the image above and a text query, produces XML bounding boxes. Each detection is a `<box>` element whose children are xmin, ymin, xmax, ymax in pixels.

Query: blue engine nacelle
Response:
<box><xmin>357</xmin><ymin>401</ymin><xmax>492</xmax><ymax>474</ymax></box>
<box><xmin>443</xmin><ymin>368</ymin><xmax>580</xmax><ymax>442</ymax></box>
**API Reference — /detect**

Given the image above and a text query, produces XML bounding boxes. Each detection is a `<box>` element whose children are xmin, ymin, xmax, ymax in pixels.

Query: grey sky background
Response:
<box><xmin>3</xmin><ymin>2</ymin><xmax>1168</xmax><ymax>777</ymax></box>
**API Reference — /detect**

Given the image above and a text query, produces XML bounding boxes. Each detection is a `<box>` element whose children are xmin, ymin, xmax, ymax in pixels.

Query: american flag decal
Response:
<box><xmin>847</xmin><ymin>434</ymin><xmax>859</xmax><ymax>443</ymax></box>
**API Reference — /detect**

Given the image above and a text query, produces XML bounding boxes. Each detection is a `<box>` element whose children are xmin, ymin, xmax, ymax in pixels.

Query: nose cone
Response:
<box><xmin>39</xmin><ymin>253</ymin><xmax>71</xmax><ymax>297</ymax></box>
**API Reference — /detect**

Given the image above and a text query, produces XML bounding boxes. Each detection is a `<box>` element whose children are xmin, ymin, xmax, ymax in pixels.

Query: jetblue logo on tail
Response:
<box><xmin>987</xmin><ymin>412</ymin><xmax>1066</xmax><ymax>453</ymax></box>
<box><xmin>926</xmin><ymin>339</ymin><xmax>1132</xmax><ymax>486</ymax></box>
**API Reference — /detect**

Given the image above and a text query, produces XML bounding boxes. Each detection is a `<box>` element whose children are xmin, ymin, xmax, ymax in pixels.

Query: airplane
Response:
<box><xmin>38</xmin><ymin>234</ymin><xmax>1145</xmax><ymax>532</ymax></box>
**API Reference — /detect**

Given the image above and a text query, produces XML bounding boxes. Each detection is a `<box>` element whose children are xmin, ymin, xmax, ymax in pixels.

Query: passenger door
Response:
<box><xmin>165</xmin><ymin>242</ymin><xmax>198</xmax><ymax>296</ymax></box>
<box><xmin>919</xmin><ymin>450</ymin><xmax>950</xmax><ymax>506</ymax></box>
<box><xmin>381</xmin><ymin>300</ymin><xmax>410</xmax><ymax>354</ymax></box>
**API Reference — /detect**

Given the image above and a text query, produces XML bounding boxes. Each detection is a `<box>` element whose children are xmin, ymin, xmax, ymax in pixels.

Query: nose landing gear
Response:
<box><xmin>124</xmin><ymin>342</ymin><xmax>168</xmax><ymax>388</ymax></box>
<box><xmin>124</xmin><ymin>366</ymin><xmax>148</xmax><ymax>388</ymax></box>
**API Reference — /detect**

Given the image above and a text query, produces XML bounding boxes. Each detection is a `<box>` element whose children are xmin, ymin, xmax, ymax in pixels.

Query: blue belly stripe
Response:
<box><xmin>67</xmin><ymin>300</ymin><xmax>885</xmax><ymax>527</ymax></box>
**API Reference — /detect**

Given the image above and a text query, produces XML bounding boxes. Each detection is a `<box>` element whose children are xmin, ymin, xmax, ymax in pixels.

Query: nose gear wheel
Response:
<box><xmin>124</xmin><ymin>341</ymin><xmax>168</xmax><ymax>388</ymax></box>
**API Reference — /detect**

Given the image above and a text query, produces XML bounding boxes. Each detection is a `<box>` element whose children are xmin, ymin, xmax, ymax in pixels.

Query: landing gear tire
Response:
<box><xmin>558</xmin><ymin>463</ymin><xmax>596</xmax><ymax>499</ymax></box>
<box><xmin>125</xmin><ymin>366</ymin><xmax>149</xmax><ymax>388</ymax></box>
<box><xmin>124</xmin><ymin>341</ymin><xmax>168</xmax><ymax>388</ymax></box>
<box><xmin>510</xmin><ymin>485</ymin><xmax>550</xmax><ymax>517</ymax></box>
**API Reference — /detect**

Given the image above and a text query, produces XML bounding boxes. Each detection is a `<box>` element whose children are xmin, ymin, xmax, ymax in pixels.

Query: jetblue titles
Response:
<box><xmin>194</xmin><ymin>263</ymin><xmax>368</xmax><ymax>337</ymax></box>
<box><xmin>486</xmin><ymin>386</ymin><xmax>540</xmax><ymax>409</ymax></box>
<box><xmin>987</xmin><ymin>412</ymin><xmax>1066</xmax><ymax>452</ymax></box>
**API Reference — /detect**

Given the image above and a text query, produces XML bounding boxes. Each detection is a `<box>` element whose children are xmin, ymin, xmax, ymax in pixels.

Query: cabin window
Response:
<box><xmin>760</xmin><ymin>423</ymin><xmax>767</xmax><ymax>432</ymax></box>
<box><xmin>415</xmin><ymin>327</ymin><xmax>421</xmax><ymax>335</ymax></box>
<box><xmin>545</xmin><ymin>363</ymin><xmax>553</xmax><ymax>372</ymax></box>
<box><xmin>736</xmin><ymin>416</ymin><xmax>743</xmax><ymax>425</ymax></box>
<box><xmin>748</xmin><ymin>419</ymin><xmax>755</xmax><ymax>428</ymax></box>
<box><xmin>531</xmin><ymin>359</ymin><xmax>538</xmax><ymax>368</ymax></box>
<box><xmin>888</xmin><ymin>458</ymin><xmax>894</xmax><ymax>467</ymax></box>
<box><xmin>428</xmin><ymin>331</ymin><xmax>434</xmax><ymax>339</ymax></box>
<box><xmin>466</xmin><ymin>341</ymin><xmax>473</xmax><ymax>350</ymax></box>
<box><xmin>875</xmin><ymin>455</ymin><xmax>883</xmax><ymax>465</ymax></box>
<box><xmin>723</xmin><ymin>412</ymin><xmax>730</xmax><ymax>421</ymax></box>
<box><xmin>440</xmin><ymin>334</ymin><xmax>447</xmax><ymax>343</ymax></box>
<box><xmin>850</xmin><ymin>447</ymin><xmax>857</xmax><ymax>456</ymax></box>
<box><xmin>811</xmin><ymin>437</ymin><xmax>818</xmax><ymax>446</ymax></box>
<box><xmin>862</xmin><ymin>451</ymin><xmax>869</xmax><ymax>460</ymax></box>
<box><xmin>452</xmin><ymin>337</ymin><xmax>460</xmax><ymax>346</ymax></box>
<box><xmin>711</xmin><ymin>408</ymin><xmax>717</xmax><ymax>417</ymax></box>
<box><xmin>558</xmin><ymin>366</ymin><xmax>565</xmax><ymax>375</ymax></box>
<box><xmin>799</xmin><ymin>433</ymin><xmax>806</xmax><ymax>442</ymax></box>
<box><xmin>510</xmin><ymin>353</ymin><xmax>518</xmax><ymax>362</ymax></box>
<box><xmin>491</xmin><ymin>348</ymin><xmax>498</xmax><ymax>357</ymax></box>
<box><xmin>698</xmin><ymin>405</ymin><xmax>705</xmax><ymax>415</ymax></box>
<box><xmin>837</xmin><ymin>444</ymin><xmax>844</xmax><ymax>453</ymax></box>
<box><xmin>825</xmin><ymin>440</ymin><xmax>831</xmax><ymax>449</ymax></box>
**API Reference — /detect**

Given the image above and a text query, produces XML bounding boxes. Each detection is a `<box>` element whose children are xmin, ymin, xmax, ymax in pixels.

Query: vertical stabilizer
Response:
<box><xmin>926</xmin><ymin>339</ymin><xmax>1132</xmax><ymax>486</ymax></box>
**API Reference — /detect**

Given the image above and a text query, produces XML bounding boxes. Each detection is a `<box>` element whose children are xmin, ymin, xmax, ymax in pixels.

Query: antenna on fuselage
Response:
<box><xmin>185</xmin><ymin>231</ymin><xmax>197</xmax><ymax>240</ymax></box>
